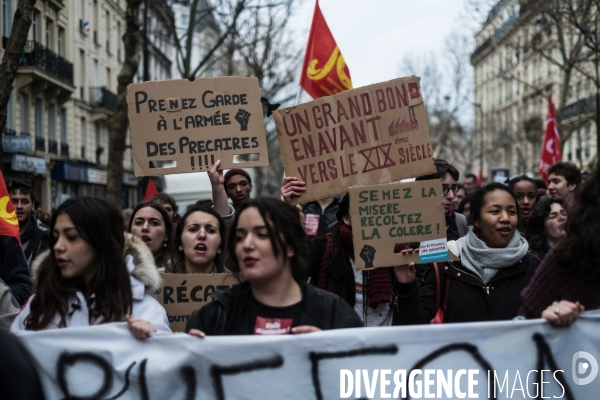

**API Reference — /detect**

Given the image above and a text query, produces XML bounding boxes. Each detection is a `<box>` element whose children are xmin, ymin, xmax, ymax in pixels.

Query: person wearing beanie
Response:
<box><xmin>224</xmin><ymin>169</ymin><xmax>253</xmax><ymax>211</ymax></box>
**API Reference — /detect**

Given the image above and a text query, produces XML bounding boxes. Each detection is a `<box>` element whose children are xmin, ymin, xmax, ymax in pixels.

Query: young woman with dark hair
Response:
<box><xmin>395</xmin><ymin>183</ymin><xmax>540</xmax><ymax>323</ymax></box>
<box><xmin>520</xmin><ymin>167</ymin><xmax>600</xmax><ymax>323</ymax></box>
<box><xmin>508</xmin><ymin>175</ymin><xmax>538</xmax><ymax>236</ymax></box>
<box><xmin>129</xmin><ymin>201</ymin><xmax>176</xmax><ymax>272</ymax></box>
<box><xmin>186</xmin><ymin>198</ymin><xmax>361</xmax><ymax>336</ymax></box>
<box><xmin>525</xmin><ymin>197</ymin><xmax>567</xmax><ymax>260</ymax></box>
<box><xmin>173</xmin><ymin>205</ymin><xmax>228</xmax><ymax>274</ymax></box>
<box><xmin>11</xmin><ymin>197</ymin><xmax>169</xmax><ymax>335</ymax></box>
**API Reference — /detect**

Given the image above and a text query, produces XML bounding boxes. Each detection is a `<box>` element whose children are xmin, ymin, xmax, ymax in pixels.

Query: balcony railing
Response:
<box><xmin>90</xmin><ymin>87</ymin><xmax>117</xmax><ymax>111</ymax></box>
<box><xmin>35</xmin><ymin>137</ymin><xmax>45</xmax><ymax>152</ymax></box>
<box><xmin>563</xmin><ymin>96</ymin><xmax>596</xmax><ymax>120</ymax></box>
<box><xmin>60</xmin><ymin>143</ymin><xmax>69</xmax><ymax>157</ymax></box>
<box><xmin>4</xmin><ymin>127</ymin><xmax>17</xmax><ymax>136</ymax></box>
<box><xmin>19</xmin><ymin>41</ymin><xmax>74</xmax><ymax>85</ymax></box>
<box><xmin>48</xmin><ymin>139</ymin><xmax>58</xmax><ymax>154</ymax></box>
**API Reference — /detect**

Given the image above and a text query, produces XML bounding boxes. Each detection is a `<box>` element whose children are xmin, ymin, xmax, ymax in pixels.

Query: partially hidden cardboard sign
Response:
<box><xmin>127</xmin><ymin>77</ymin><xmax>269</xmax><ymax>176</ymax></box>
<box><xmin>349</xmin><ymin>180</ymin><xmax>450</xmax><ymax>270</ymax></box>
<box><xmin>154</xmin><ymin>273</ymin><xmax>238</xmax><ymax>332</ymax></box>
<box><xmin>273</xmin><ymin>76</ymin><xmax>435</xmax><ymax>204</ymax></box>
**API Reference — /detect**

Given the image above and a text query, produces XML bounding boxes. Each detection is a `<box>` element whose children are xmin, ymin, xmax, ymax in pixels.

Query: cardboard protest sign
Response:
<box><xmin>273</xmin><ymin>76</ymin><xmax>435</xmax><ymax>204</ymax></box>
<box><xmin>349</xmin><ymin>180</ymin><xmax>451</xmax><ymax>269</ymax></box>
<box><xmin>127</xmin><ymin>77</ymin><xmax>269</xmax><ymax>176</ymax></box>
<box><xmin>154</xmin><ymin>273</ymin><xmax>238</xmax><ymax>332</ymax></box>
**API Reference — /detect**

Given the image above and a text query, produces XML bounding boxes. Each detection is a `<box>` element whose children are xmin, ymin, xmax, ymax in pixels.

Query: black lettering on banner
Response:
<box><xmin>309</xmin><ymin>345</ymin><xmax>398</xmax><ymax>400</ymax></box>
<box><xmin>211</xmin><ymin>356</ymin><xmax>284</xmax><ymax>400</ymax></box>
<box><xmin>56</xmin><ymin>352</ymin><xmax>136</xmax><ymax>400</ymax></box>
<box><xmin>532</xmin><ymin>333</ymin><xmax>574</xmax><ymax>400</ymax></box>
<box><xmin>407</xmin><ymin>343</ymin><xmax>495</xmax><ymax>400</ymax></box>
<box><xmin>139</xmin><ymin>359</ymin><xmax>149</xmax><ymax>400</ymax></box>
<box><xmin>181</xmin><ymin>366</ymin><xmax>197</xmax><ymax>400</ymax></box>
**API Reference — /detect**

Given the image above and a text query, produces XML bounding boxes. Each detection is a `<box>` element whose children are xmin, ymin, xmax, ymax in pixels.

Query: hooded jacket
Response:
<box><xmin>11</xmin><ymin>234</ymin><xmax>170</xmax><ymax>332</ymax></box>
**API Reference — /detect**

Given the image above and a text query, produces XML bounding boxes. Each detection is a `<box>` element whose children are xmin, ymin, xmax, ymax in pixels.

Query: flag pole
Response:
<box><xmin>294</xmin><ymin>86</ymin><xmax>302</xmax><ymax>106</ymax></box>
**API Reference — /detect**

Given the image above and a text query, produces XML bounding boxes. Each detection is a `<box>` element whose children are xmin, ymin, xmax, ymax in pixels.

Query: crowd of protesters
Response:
<box><xmin>1</xmin><ymin>158</ymin><xmax>596</xmax><ymax>348</ymax></box>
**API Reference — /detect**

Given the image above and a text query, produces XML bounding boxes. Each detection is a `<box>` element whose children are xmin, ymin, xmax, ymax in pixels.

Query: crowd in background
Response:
<box><xmin>1</xmin><ymin>158</ymin><xmax>599</xmax><ymax>397</ymax></box>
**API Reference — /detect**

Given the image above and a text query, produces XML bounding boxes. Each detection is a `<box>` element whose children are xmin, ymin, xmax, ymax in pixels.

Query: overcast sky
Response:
<box><xmin>291</xmin><ymin>0</ymin><xmax>474</xmax><ymax>95</ymax></box>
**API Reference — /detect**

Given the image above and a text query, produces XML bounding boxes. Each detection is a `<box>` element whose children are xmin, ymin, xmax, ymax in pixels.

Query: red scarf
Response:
<box><xmin>317</xmin><ymin>223</ymin><xmax>392</xmax><ymax>307</ymax></box>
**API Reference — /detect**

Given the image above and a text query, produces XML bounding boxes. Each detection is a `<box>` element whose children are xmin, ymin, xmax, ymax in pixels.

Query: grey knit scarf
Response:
<box><xmin>456</xmin><ymin>227</ymin><xmax>529</xmax><ymax>284</ymax></box>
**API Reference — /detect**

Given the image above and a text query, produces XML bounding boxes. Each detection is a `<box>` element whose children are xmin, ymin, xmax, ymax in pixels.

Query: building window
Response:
<box><xmin>60</xmin><ymin>109</ymin><xmax>67</xmax><ymax>143</ymax></box>
<box><xmin>33</xmin><ymin>11</ymin><xmax>40</xmax><ymax>42</ymax></box>
<box><xmin>58</xmin><ymin>27</ymin><xmax>65</xmax><ymax>57</ymax></box>
<box><xmin>105</xmin><ymin>10</ymin><xmax>111</xmax><ymax>53</ymax></box>
<box><xmin>80</xmin><ymin>117</ymin><xmax>86</xmax><ymax>159</ymax></box>
<box><xmin>46</xmin><ymin>18</ymin><xmax>54</xmax><ymax>50</ymax></box>
<box><xmin>35</xmin><ymin>99</ymin><xmax>43</xmax><ymax>138</ymax></box>
<box><xmin>79</xmin><ymin>50</ymin><xmax>86</xmax><ymax>99</ymax></box>
<box><xmin>20</xmin><ymin>93</ymin><xmax>29</xmax><ymax>134</ymax></box>
<box><xmin>48</xmin><ymin>104</ymin><xmax>56</xmax><ymax>141</ymax></box>
<box><xmin>2</xmin><ymin>0</ymin><xmax>12</xmax><ymax>37</ymax></box>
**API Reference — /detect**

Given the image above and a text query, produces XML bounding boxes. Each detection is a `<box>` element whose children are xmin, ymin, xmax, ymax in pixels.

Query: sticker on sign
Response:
<box><xmin>419</xmin><ymin>238</ymin><xmax>449</xmax><ymax>263</ymax></box>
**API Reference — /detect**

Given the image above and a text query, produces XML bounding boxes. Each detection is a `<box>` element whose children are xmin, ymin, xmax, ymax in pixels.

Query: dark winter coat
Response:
<box><xmin>394</xmin><ymin>252</ymin><xmax>541</xmax><ymax>324</ymax></box>
<box><xmin>302</xmin><ymin>197</ymin><xmax>341</xmax><ymax>238</ymax></box>
<box><xmin>185</xmin><ymin>280</ymin><xmax>362</xmax><ymax>335</ymax></box>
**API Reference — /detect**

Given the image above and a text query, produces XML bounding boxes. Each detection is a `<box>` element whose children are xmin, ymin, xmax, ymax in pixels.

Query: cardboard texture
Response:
<box><xmin>127</xmin><ymin>77</ymin><xmax>269</xmax><ymax>176</ymax></box>
<box><xmin>154</xmin><ymin>273</ymin><xmax>238</xmax><ymax>332</ymax></box>
<box><xmin>273</xmin><ymin>76</ymin><xmax>435</xmax><ymax>204</ymax></box>
<box><xmin>349</xmin><ymin>180</ymin><xmax>449</xmax><ymax>269</ymax></box>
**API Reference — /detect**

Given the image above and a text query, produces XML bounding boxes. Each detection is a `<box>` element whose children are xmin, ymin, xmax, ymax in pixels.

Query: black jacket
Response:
<box><xmin>185</xmin><ymin>280</ymin><xmax>362</xmax><ymax>335</ymax></box>
<box><xmin>0</xmin><ymin>237</ymin><xmax>32</xmax><ymax>306</ymax></box>
<box><xmin>394</xmin><ymin>252</ymin><xmax>541</xmax><ymax>324</ymax></box>
<box><xmin>21</xmin><ymin>216</ymin><xmax>50</xmax><ymax>267</ymax></box>
<box><xmin>302</xmin><ymin>198</ymin><xmax>341</xmax><ymax>238</ymax></box>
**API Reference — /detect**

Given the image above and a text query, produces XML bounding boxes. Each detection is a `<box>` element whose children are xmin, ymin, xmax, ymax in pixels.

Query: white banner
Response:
<box><xmin>15</xmin><ymin>312</ymin><xmax>600</xmax><ymax>399</ymax></box>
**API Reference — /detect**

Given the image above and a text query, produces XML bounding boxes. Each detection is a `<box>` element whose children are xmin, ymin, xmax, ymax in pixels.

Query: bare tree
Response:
<box><xmin>232</xmin><ymin>0</ymin><xmax>301</xmax><ymax>195</ymax></box>
<box><xmin>400</xmin><ymin>30</ymin><xmax>474</xmax><ymax>175</ymax></box>
<box><xmin>106</xmin><ymin>0</ymin><xmax>144</xmax><ymax>205</ymax></box>
<box><xmin>0</xmin><ymin>0</ymin><xmax>36</xmax><ymax>159</ymax></box>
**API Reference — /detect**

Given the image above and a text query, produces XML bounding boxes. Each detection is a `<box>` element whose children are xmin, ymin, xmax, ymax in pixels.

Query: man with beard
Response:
<box><xmin>8</xmin><ymin>180</ymin><xmax>49</xmax><ymax>266</ymax></box>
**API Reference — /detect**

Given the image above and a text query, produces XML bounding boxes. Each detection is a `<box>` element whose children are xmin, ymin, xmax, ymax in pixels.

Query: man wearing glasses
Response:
<box><xmin>415</xmin><ymin>159</ymin><xmax>468</xmax><ymax>241</ymax></box>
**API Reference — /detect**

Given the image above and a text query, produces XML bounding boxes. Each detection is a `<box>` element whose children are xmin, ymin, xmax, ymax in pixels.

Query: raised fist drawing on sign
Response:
<box><xmin>235</xmin><ymin>109</ymin><xmax>251</xmax><ymax>131</ymax></box>
<box><xmin>359</xmin><ymin>244</ymin><xmax>376</xmax><ymax>269</ymax></box>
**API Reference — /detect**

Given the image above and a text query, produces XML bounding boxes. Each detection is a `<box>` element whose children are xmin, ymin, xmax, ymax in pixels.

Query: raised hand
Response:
<box><xmin>359</xmin><ymin>244</ymin><xmax>376</xmax><ymax>269</ymax></box>
<box><xmin>235</xmin><ymin>109</ymin><xmax>251</xmax><ymax>131</ymax></box>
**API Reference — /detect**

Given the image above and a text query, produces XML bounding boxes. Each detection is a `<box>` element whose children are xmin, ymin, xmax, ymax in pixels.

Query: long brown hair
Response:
<box><xmin>129</xmin><ymin>201</ymin><xmax>175</xmax><ymax>271</ymax></box>
<box><xmin>25</xmin><ymin>197</ymin><xmax>133</xmax><ymax>330</ymax></box>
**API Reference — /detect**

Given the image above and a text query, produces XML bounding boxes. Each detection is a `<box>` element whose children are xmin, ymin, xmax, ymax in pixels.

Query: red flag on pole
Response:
<box><xmin>0</xmin><ymin>172</ymin><xmax>21</xmax><ymax>243</ymax></box>
<box><xmin>538</xmin><ymin>95</ymin><xmax>562</xmax><ymax>181</ymax></box>
<box><xmin>477</xmin><ymin>167</ymin><xmax>483</xmax><ymax>186</ymax></box>
<box><xmin>299</xmin><ymin>0</ymin><xmax>352</xmax><ymax>99</ymax></box>
<box><xmin>143</xmin><ymin>178</ymin><xmax>159</xmax><ymax>201</ymax></box>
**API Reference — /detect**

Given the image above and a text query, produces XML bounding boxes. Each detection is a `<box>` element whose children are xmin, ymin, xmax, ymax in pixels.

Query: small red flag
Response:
<box><xmin>477</xmin><ymin>168</ymin><xmax>483</xmax><ymax>186</ymax></box>
<box><xmin>143</xmin><ymin>178</ymin><xmax>159</xmax><ymax>201</ymax></box>
<box><xmin>299</xmin><ymin>1</ymin><xmax>352</xmax><ymax>99</ymax></box>
<box><xmin>0</xmin><ymin>172</ymin><xmax>21</xmax><ymax>243</ymax></box>
<box><xmin>538</xmin><ymin>95</ymin><xmax>562</xmax><ymax>181</ymax></box>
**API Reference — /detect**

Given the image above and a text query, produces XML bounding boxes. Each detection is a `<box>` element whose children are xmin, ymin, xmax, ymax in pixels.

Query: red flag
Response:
<box><xmin>143</xmin><ymin>178</ymin><xmax>159</xmax><ymax>201</ymax></box>
<box><xmin>477</xmin><ymin>167</ymin><xmax>483</xmax><ymax>186</ymax></box>
<box><xmin>538</xmin><ymin>95</ymin><xmax>562</xmax><ymax>181</ymax></box>
<box><xmin>0</xmin><ymin>172</ymin><xmax>21</xmax><ymax>243</ymax></box>
<box><xmin>299</xmin><ymin>0</ymin><xmax>352</xmax><ymax>99</ymax></box>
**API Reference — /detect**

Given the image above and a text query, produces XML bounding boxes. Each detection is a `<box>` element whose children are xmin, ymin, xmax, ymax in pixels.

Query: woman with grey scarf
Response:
<box><xmin>393</xmin><ymin>183</ymin><xmax>541</xmax><ymax>324</ymax></box>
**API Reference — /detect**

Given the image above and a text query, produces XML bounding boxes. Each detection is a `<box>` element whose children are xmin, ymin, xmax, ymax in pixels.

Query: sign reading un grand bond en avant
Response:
<box><xmin>273</xmin><ymin>76</ymin><xmax>436</xmax><ymax>204</ymax></box>
<box><xmin>349</xmin><ymin>180</ymin><xmax>449</xmax><ymax>269</ymax></box>
<box><xmin>127</xmin><ymin>77</ymin><xmax>269</xmax><ymax>176</ymax></box>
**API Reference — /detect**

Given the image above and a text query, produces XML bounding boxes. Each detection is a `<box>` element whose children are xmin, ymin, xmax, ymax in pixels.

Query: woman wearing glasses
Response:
<box><xmin>394</xmin><ymin>182</ymin><xmax>540</xmax><ymax>323</ymax></box>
